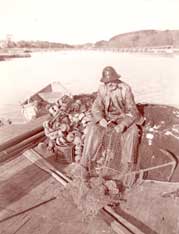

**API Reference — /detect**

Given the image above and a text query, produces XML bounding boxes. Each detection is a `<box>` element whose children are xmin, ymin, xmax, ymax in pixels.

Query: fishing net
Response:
<box><xmin>61</xmin><ymin>172</ymin><xmax>124</xmax><ymax>221</ymax></box>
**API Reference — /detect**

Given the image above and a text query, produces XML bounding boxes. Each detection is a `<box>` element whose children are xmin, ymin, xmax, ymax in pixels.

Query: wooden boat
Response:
<box><xmin>21</xmin><ymin>81</ymin><xmax>71</xmax><ymax>121</ymax></box>
<box><xmin>0</xmin><ymin>101</ymin><xmax>179</xmax><ymax>234</ymax></box>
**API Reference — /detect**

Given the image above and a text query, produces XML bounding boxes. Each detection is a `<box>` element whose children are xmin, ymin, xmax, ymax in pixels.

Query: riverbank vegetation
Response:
<box><xmin>1</xmin><ymin>29</ymin><xmax>179</xmax><ymax>60</ymax></box>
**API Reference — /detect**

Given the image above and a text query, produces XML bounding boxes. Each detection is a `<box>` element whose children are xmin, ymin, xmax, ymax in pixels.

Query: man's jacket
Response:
<box><xmin>91</xmin><ymin>81</ymin><xmax>143</xmax><ymax>128</ymax></box>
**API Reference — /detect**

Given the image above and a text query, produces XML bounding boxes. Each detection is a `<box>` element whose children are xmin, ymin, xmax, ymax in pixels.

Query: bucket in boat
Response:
<box><xmin>56</xmin><ymin>144</ymin><xmax>74</xmax><ymax>163</ymax></box>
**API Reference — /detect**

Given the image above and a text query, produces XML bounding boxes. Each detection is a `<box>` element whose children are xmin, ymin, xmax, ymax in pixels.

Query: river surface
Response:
<box><xmin>0</xmin><ymin>50</ymin><xmax>178</xmax><ymax>123</ymax></box>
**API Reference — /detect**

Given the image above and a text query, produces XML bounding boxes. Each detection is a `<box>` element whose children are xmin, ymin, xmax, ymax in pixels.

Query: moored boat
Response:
<box><xmin>0</xmin><ymin>87</ymin><xmax>179</xmax><ymax>233</ymax></box>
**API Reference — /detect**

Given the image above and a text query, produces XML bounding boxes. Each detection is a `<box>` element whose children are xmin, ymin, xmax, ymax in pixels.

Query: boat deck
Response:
<box><xmin>1</xmin><ymin>103</ymin><xmax>179</xmax><ymax>233</ymax></box>
<box><xmin>0</xmin><ymin>153</ymin><xmax>115</xmax><ymax>234</ymax></box>
<box><xmin>1</xmin><ymin>147</ymin><xmax>179</xmax><ymax>234</ymax></box>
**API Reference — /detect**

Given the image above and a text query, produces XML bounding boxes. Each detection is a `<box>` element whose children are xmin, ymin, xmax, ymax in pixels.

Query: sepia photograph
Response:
<box><xmin>0</xmin><ymin>0</ymin><xmax>179</xmax><ymax>233</ymax></box>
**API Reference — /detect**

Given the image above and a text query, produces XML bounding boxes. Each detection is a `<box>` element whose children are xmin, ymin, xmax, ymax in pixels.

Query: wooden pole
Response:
<box><xmin>0</xmin><ymin>126</ymin><xmax>44</xmax><ymax>152</ymax></box>
<box><xmin>0</xmin><ymin>132</ymin><xmax>45</xmax><ymax>162</ymax></box>
<box><xmin>0</xmin><ymin>197</ymin><xmax>56</xmax><ymax>223</ymax></box>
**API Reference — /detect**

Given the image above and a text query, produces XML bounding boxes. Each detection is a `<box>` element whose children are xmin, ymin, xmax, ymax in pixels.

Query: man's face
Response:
<box><xmin>106</xmin><ymin>82</ymin><xmax>118</xmax><ymax>92</ymax></box>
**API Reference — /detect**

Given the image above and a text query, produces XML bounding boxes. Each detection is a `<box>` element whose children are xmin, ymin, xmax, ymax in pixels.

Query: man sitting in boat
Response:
<box><xmin>79</xmin><ymin>66</ymin><xmax>143</xmax><ymax>179</ymax></box>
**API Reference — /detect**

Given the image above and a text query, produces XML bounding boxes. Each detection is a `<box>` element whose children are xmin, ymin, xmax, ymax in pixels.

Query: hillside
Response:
<box><xmin>1</xmin><ymin>30</ymin><xmax>179</xmax><ymax>50</ymax></box>
<box><xmin>95</xmin><ymin>30</ymin><xmax>179</xmax><ymax>48</ymax></box>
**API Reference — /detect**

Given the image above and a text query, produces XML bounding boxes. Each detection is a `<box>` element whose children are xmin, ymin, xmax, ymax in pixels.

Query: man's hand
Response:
<box><xmin>99</xmin><ymin>118</ymin><xmax>108</xmax><ymax>128</ymax></box>
<box><xmin>114</xmin><ymin>123</ymin><xmax>126</xmax><ymax>133</ymax></box>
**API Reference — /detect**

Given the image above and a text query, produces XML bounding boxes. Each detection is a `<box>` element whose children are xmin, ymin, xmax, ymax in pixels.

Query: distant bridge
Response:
<box><xmin>65</xmin><ymin>45</ymin><xmax>179</xmax><ymax>54</ymax></box>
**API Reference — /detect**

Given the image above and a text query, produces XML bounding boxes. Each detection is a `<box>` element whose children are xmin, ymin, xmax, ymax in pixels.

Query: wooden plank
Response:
<box><xmin>119</xmin><ymin>180</ymin><xmax>179</xmax><ymax>234</ymax></box>
<box><xmin>12</xmin><ymin>217</ymin><xmax>31</xmax><ymax>234</ymax></box>
<box><xmin>0</xmin><ymin>115</ymin><xmax>48</xmax><ymax>149</ymax></box>
<box><xmin>0</xmin><ymin>197</ymin><xmax>56</xmax><ymax>223</ymax></box>
<box><xmin>0</xmin><ymin>214</ymin><xmax>28</xmax><ymax>234</ymax></box>
<box><xmin>103</xmin><ymin>206</ymin><xmax>146</xmax><ymax>234</ymax></box>
<box><xmin>0</xmin><ymin>155</ymin><xmax>29</xmax><ymax>180</ymax></box>
<box><xmin>0</xmin><ymin>160</ymin><xmax>51</xmax><ymax>214</ymax></box>
<box><xmin>0</xmin><ymin>157</ymin><xmax>62</xmax><ymax>234</ymax></box>
<box><xmin>23</xmin><ymin>149</ymin><xmax>71</xmax><ymax>184</ymax></box>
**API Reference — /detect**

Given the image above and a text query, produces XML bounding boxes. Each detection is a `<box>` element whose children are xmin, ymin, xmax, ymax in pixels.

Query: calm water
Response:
<box><xmin>0</xmin><ymin>51</ymin><xmax>178</xmax><ymax>123</ymax></box>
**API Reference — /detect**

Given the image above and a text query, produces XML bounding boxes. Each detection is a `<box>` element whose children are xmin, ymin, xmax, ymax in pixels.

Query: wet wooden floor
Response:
<box><xmin>117</xmin><ymin>181</ymin><xmax>179</xmax><ymax>234</ymax></box>
<box><xmin>0</xmin><ymin>151</ymin><xmax>115</xmax><ymax>234</ymax></box>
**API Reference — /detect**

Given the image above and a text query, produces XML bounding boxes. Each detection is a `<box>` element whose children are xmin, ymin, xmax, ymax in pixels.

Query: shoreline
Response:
<box><xmin>0</xmin><ymin>52</ymin><xmax>31</xmax><ymax>61</ymax></box>
<box><xmin>0</xmin><ymin>47</ymin><xmax>179</xmax><ymax>62</ymax></box>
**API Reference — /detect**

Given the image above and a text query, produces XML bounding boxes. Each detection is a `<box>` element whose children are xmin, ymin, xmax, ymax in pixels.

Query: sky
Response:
<box><xmin>0</xmin><ymin>0</ymin><xmax>179</xmax><ymax>44</ymax></box>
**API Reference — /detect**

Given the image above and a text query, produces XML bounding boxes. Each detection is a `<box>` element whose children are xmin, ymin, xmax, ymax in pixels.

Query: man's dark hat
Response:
<box><xmin>100</xmin><ymin>66</ymin><xmax>121</xmax><ymax>83</ymax></box>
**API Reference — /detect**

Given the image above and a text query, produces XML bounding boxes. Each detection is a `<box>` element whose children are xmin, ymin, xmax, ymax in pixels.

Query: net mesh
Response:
<box><xmin>61</xmin><ymin>175</ymin><xmax>124</xmax><ymax>221</ymax></box>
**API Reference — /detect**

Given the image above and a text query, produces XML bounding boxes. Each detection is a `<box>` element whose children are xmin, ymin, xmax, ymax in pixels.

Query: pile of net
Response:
<box><xmin>61</xmin><ymin>167</ymin><xmax>125</xmax><ymax>220</ymax></box>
